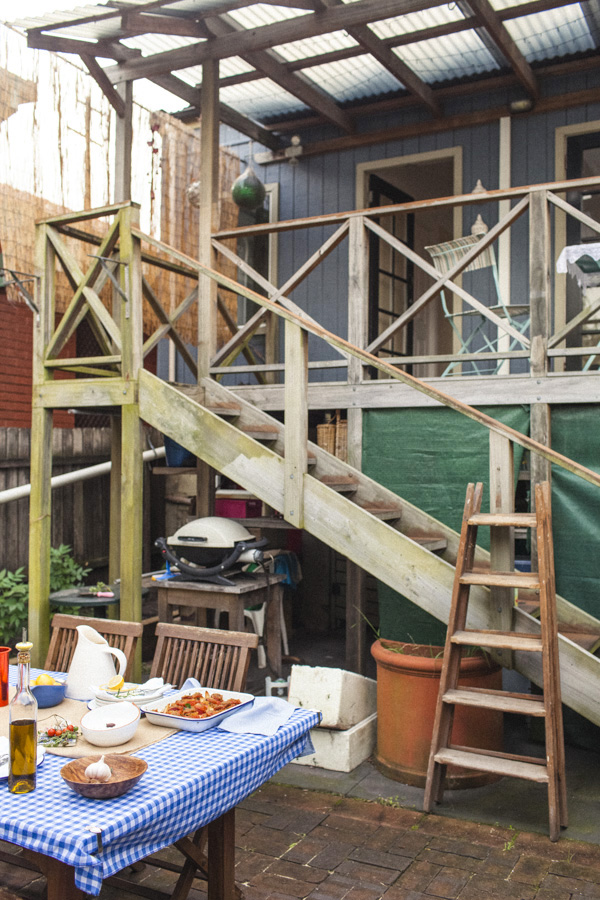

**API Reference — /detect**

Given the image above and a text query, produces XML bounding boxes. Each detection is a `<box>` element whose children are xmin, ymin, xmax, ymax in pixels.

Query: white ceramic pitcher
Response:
<box><xmin>65</xmin><ymin>625</ymin><xmax>127</xmax><ymax>701</ymax></box>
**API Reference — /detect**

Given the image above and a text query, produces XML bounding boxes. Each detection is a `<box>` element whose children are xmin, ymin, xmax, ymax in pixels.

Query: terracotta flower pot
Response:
<box><xmin>371</xmin><ymin>639</ymin><xmax>503</xmax><ymax>789</ymax></box>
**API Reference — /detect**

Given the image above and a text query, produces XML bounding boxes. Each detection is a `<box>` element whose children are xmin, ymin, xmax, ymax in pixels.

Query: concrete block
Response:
<box><xmin>292</xmin><ymin>713</ymin><xmax>377</xmax><ymax>773</ymax></box>
<box><xmin>288</xmin><ymin>665</ymin><xmax>377</xmax><ymax>730</ymax></box>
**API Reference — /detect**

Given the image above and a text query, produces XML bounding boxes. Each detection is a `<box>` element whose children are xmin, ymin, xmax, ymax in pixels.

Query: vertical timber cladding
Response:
<box><xmin>551</xmin><ymin>405</ymin><xmax>600</xmax><ymax>621</ymax></box>
<box><xmin>362</xmin><ymin>405</ymin><xmax>528</xmax><ymax>644</ymax></box>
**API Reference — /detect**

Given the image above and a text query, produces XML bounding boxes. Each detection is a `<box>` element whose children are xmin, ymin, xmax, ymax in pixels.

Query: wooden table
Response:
<box><xmin>156</xmin><ymin>573</ymin><xmax>286</xmax><ymax>676</ymax></box>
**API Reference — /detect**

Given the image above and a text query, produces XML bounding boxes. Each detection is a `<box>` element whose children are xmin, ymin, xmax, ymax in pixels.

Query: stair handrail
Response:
<box><xmin>132</xmin><ymin>225</ymin><xmax>600</xmax><ymax>493</ymax></box>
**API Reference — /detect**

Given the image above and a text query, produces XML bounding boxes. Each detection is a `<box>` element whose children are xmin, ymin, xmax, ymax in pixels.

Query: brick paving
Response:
<box><xmin>2</xmin><ymin>781</ymin><xmax>600</xmax><ymax>899</ymax></box>
<box><xmin>231</xmin><ymin>784</ymin><xmax>600</xmax><ymax>900</ymax></box>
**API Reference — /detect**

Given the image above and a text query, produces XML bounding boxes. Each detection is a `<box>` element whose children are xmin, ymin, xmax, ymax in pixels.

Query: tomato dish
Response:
<box><xmin>161</xmin><ymin>690</ymin><xmax>242</xmax><ymax>719</ymax></box>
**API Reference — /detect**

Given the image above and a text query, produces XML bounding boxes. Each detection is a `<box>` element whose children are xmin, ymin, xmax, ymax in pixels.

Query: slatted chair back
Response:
<box><xmin>151</xmin><ymin>623</ymin><xmax>259</xmax><ymax>691</ymax></box>
<box><xmin>45</xmin><ymin>614</ymin><xmax>143</xmax><ymax>682</ymax></box>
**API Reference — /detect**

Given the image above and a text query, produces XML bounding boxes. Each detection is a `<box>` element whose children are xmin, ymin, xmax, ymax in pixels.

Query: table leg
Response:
<box><xmin>265</xmin><ymin>583</ymin><xmax>283</xmax><ymax>677</ymax></box>
<box><xmin>228</xmin><ymin>599</ymin><xmax>245</xmax><ymax>633</ymax></box>
<box><xmin>207</xmin><ymin>808</ymin><xmax>236</xmax><ymax>900</ymax></box>
<box><xmin>23</xmin><ymin>850</ymin><xmax>85</xmax><ymax>900</ymax></box>
<box><xmin>157</xmin><ymin>587</ymin><xmax>169</xmax><ymax>623</ymax></box>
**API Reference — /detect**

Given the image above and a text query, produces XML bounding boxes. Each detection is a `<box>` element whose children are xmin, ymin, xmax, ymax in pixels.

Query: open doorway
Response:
<box><xmin>357</xmin><ymin>148</ymin><xmax>462</xmax><ymax>378</ymax></box>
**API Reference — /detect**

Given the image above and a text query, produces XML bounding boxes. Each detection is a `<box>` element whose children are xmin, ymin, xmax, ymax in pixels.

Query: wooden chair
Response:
<box><xmin>150</xmin><ymin>622</ymin><xmax>259</xmax><ymax>692</ymax></box>
<box><xmin>45</xmin><ymin>614</ymin><xmax>143</xmax><ymax>683</ymax></box>
<box><xmin>109</xmin><ymin>623</ymin><xmax>259</xmax><ymax>900</ymax></box>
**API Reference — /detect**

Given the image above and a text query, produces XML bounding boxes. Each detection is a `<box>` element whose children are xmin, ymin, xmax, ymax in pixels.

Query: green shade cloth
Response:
<box><xmin>362</xmin><ymin>405</ymin><xmax>528</xmax><ymax>643</ymax></box>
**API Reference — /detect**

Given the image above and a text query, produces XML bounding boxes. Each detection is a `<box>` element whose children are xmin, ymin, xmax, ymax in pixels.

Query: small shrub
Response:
<box><xmin>0</xmin><ymin>568</ymin><xmax>29</xmax><ymax>646</ymax></box>
<box><xmin>0</xmin><ymin>547</ymin><xmax>91</xmax><ymax>645</ymax></box>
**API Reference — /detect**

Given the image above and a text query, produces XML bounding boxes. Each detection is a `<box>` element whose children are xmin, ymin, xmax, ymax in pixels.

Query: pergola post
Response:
<box><xmin>28</xmin><ymin>224</ymin><xmax>55</xmax><ymax>666</ymax></box>
<box><xmin>196</xmin><ymin>60</ymin><xmax>220</xmax><ymax>518</ymax></box>
<box><xmin>109</xmin><ymin>81</ymin><xmax>134</xmax><ymax>590</ymax></box>
<box><xmin>529</xmin><ymin>190</ymin><xmax>551</xmax><ymax>571</ymax></box>
<box><xmin>346</xmin><ymin>216</ymin><xmax>370</xmax><ymax>674</ymax></box>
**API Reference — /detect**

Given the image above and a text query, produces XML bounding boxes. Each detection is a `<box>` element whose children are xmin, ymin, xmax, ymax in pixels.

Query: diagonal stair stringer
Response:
<box><xmin>139</xmin><ymin>369</ymin><xmax>600</xmax><ymax>728</ymax></box>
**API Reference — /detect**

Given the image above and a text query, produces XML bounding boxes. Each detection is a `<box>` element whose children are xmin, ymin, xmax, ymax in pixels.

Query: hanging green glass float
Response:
<box><xmin>231</xmin><ymin>164</ymin><xmax>266</xmax><ymax>211</ymax></box>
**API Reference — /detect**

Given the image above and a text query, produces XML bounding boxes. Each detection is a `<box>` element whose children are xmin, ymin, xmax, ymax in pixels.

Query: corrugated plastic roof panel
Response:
<box><xmin>220</xmin><ymin>76</ymin><xmax>308</xmax><ymax>119</ymax></box>
<box><xmin>497</xmin><ymin>3</ymin><xmax>595</xmax><ymax>60</ymax></box>
<box><xmin>396</xmin><ymin>31</ymin><xmax>501</xmax><ymax>83</ymax></box>
<box><xmin>303</xmin><ymin>55</ymin><xmax>405</xmax><ymax>100</ymax></box>
<box><xmin>369</xmin><ymin>5</ymin><xmax>466</xmax><ymax>41</ymax></box>
<box><xmin>272</xmin><ymin>30</ymin><xmax>359</xmax><ymax>64</ymax></box>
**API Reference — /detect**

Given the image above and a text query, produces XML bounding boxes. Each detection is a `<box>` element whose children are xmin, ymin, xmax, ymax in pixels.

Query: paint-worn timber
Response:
<box><xmin>138</xmin><ymin>370</ymin><xmax>600</xmax><ymax>730</ymax></box>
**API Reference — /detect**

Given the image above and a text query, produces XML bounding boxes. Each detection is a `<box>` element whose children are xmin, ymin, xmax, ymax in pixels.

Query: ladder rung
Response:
<box><xmin>451</xmin><ymin>630</ymin><xmax>543</xmax><ymax>651</ymax></box>
<box><xmin>468</xmin><ymin>513</ymin><xmax>537</xmax><ymax>527</ymax></box>
<box><xmin>460</xmin><ymin>571</ymin><xmax>540</xmax><ymax>589</ymax></box>
<box><xmin>443</xmin><ymin>688</ymin><xmax>546</xmax><ymax>716</ymax></box>
<box><xmin>434</xmin><ymin>748</ymin><xmax>549</xmax><ymax>783</ymax></box>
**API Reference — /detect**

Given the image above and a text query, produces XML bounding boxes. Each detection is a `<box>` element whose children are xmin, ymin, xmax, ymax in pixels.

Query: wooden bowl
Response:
<box><xmin>60</xmin><ymin>754</ymin><xmax>148</xmax><ymax>799</ymax></box>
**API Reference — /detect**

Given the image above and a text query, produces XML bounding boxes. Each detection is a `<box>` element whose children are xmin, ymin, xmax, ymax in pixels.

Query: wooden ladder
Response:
<box><xmin>423</xmin><ymin>481</ymin><xmax>568</xmax><ymax>841</ymax></box>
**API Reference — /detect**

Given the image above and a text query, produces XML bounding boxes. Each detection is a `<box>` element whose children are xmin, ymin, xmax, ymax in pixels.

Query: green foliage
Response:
<box><xmin>49</xmin><ymin>545</ymin><xmax>90</xmax><ymax>593</ymax></box>
<box><xmin>0</xmin><ymin>568</ymin><xmax>29</xmax><ymax>646</ymax></box>
<box><xmin>0</xmin><ymin>547</ymin><xmax>91</xmax><ymax>645</ymax></box>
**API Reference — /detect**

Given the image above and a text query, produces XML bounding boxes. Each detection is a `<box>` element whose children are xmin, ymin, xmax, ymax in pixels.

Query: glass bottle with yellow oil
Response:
<box><xmin>9</xmin><ymin>642</ymin><xmax>37</xmax><ymax>794</ymax></box>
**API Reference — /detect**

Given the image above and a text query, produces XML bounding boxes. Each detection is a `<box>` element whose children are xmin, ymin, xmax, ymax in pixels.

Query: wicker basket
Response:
<box><xmin>317</xmin><ymin>411</ymin><xmax>347</xmax><ymax>461</ymax></box>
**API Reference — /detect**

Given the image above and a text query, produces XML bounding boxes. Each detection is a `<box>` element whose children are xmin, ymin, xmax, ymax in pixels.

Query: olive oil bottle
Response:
<box><xmin>9</xmin><ymin>642</ymin><xmax>37</xmax><ymax>794</ymax></box>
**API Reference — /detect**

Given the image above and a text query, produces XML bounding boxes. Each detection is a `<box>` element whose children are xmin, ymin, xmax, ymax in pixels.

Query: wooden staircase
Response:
<box><xmin>138</xmin><ymin>370</ymin><xmax>600</xmax><ymax>729</ymax></box>
<box><xmin>423</xmin><ymin>481</ymin><xmax>567</xmax><ymax>840</ymax></box>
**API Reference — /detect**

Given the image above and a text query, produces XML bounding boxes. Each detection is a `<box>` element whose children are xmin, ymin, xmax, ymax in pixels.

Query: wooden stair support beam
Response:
<box><xmin>489</xmin><ymin>430</ymin><xmax>515</xmax><ymax>669</ymax></box>
<box><xmin>284</xmin><ymin>320</ymin><xmax>308</xmax><ymax>528</ymax></box>
<box><xmin>138</xmin><ymin>374</ymin><xmax>600</xmax><ymax>727</ymax></box>
<box><xmin>424</xmin><ymin>481</ymin><xmax>567</xmax><ymax>842</ymax></box>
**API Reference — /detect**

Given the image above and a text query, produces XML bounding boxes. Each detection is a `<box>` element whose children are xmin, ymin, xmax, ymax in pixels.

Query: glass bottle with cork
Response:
<box><xmin>9</xmin><ymin>641</ymin><xmax>37</xmax><ymax>794</ymax></box>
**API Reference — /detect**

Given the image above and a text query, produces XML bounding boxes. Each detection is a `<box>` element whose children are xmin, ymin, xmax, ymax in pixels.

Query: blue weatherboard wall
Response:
<box><xmin>362</xmin><ymin>405</ymin><xmax>529</xmax><ymax>644</ymax></box>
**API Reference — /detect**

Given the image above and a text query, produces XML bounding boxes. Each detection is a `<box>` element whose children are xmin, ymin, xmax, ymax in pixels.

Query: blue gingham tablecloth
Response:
<box><xmin>0</xmin><ymin>668</ymin><xmax>319</xmax><ymax>895</ymax></box>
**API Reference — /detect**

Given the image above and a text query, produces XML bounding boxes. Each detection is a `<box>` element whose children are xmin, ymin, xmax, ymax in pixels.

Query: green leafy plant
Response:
<box><xmin>0</xmin><ymin>568</ymin><xmax>29</xmax><ymax>646</ymax></box>
<box><xmin>0</xmin><ymin>547</ymin><xmax>91</xmax><ymax>645</ymax></box>
<box><xmin>49</xmin><ymin>545</ymin><xmax>90</xmax><ymax>592</ymax></box>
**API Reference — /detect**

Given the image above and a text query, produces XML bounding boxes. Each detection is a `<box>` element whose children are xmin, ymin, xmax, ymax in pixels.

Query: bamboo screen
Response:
<box><xmin>0</xmin><ymin>24</ymin><xmax>241</xmax><ymax>349</ymax></box>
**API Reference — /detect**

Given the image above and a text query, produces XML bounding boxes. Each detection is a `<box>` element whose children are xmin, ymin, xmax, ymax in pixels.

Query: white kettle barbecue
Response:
<box><xmin>65</xmin><ymin>625</ymin><xmax>127</xmax><ymax>701</ymax></box>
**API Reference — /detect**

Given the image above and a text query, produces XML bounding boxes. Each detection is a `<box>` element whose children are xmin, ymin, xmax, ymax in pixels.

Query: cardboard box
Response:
<box><xmin>288</xmin><ymin>665</ymin><xmax>377</xmax><ymax>730</ymax></box>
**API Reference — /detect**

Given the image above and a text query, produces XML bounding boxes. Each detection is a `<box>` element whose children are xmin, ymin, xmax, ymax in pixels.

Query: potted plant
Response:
<box><xmin>371</xmin><ymin>638</ymin><xmax>503</xmax><ymax>788</ymax></box>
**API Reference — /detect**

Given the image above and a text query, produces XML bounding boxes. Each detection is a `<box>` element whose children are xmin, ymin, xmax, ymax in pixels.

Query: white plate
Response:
<box><xmin>0</xmin><ymin>739</ymin><xmax>45</xmax><ymax>780</ymax></box>
<box><xmin>91</xmin><ymin>684</ymin><xmax>168</xmax><ymax>707</ymax></box>
<box><xmin>141</xmin><ymin>687</ymin><xmax>254</xmax><ymax>733</ymax></box>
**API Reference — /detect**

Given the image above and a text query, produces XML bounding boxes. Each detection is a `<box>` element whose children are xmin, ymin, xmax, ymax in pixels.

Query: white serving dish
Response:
<box><xmin>81</xmin><ymin>701</ymin><xmax>141</xmax><ymax>747</ymax></box>
<box><xmin>141</xmin><ymin>687</ymin><xmax>254</xmax><ymax>733</ymax></box>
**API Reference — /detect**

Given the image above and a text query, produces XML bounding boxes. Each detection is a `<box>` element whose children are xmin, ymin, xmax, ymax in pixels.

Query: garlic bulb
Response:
<box><xmin>85</xmin><ymin>755</ymin><xmax>112</xmax><ymax>783</ymax></box>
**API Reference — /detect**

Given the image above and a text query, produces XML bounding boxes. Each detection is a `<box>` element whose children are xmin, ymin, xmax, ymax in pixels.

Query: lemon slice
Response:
<box><xmin>34</xmin><ymin>674</ymin><xmax>57</xmax><ymax>686</ymax></box>
<box><xmin>102</xmin><ymin>675</ymin><xmax>125</xmax><ymax>692</ymax></box>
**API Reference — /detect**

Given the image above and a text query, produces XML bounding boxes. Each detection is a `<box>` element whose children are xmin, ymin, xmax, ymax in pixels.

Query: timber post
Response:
<box><xmin>346</xmin><ymin>216</ymin><xmax>369</xmax><ymax>674</ymax></box>
<box><xmin>117</xmin><ymin>204</ymin><xmax>144</xmax><ymax>679</ymax></box>
<box><xmin>109</xmin><ymin>80</ymin><xmax>133</xmax><ymax>593</ymax></box>
<box><xmin>28</xmin><ymin>224</ymin><xmax>55</xmax><ymax>666</ymax></box>
<box><xmin>489</xmin><ymin>430</ymin><xmax>515</xmax><ymax>668</ymax></box>
<box><xmin>196</xmin><ymin>60</ymin><xmax>220</xmax><ymax>519</ymax></box>
<box><xmin>284</xmin><ymin>320</ymin><xmax>308</xmax><ymax>528</ymax></box>
<box><xmin>529</xmin><ymin>189</ymin><xmax>551</xmax><ymax>570</ymax></box>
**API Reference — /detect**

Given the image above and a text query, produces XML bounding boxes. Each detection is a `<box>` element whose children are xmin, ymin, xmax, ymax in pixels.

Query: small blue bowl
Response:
<box><xmin>32</xmin><ymin>681</ymin><xmax>66</xmax><ymax>708</ymax></box>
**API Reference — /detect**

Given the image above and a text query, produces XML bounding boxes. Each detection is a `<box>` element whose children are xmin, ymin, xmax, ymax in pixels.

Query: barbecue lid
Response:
<box><xmin>167</xmin><ymin>516</ymin><xmax>257</xmax><ymax>549</ymax></box>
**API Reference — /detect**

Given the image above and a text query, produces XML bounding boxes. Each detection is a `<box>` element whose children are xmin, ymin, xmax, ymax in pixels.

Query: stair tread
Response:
<box><xmin>452</xmin><ymin>629</ymin><xmax>543</xmax><ymax>651</ymax></box>
<box><xmin>434</xmin><ymin>748</ymin><xmax>550</xmax><ymax>783</ymax></box>
<box><xmin>241</xmin><ymin>424</ymin><xmax>280</xmax><ymax>437</ymax></box>
<box><xmin>461</xmin><ymin>571</ymin><xmax>540</xmax><ymax>589</ymax></box>
<box><xmin>319</xmin><ymin>475</ymin><xmax>360</xmax><ymax>492</ymax></box>
<box><xmin>359</xmin><ymin>502</ymin><xmax>403</xmax><ymax>520</ymax></box>
<box><xmin>206</xmin><ymin>403</ymin><xmax>241</xmax><ymax>417</ymax></box>
<box><xmin>443</xmin><ymin>688</ymin><xmax>546</xmax><ymax>716</ymax></box>
<box><xmin>404</xmin><ymin>531</ymin><xmax>448</xmax><ymax>552</ymax></box>
<box><xmin>468</xmin><ymin>513</ymin><xmax>537</xmax><ymax>527</ymax></box>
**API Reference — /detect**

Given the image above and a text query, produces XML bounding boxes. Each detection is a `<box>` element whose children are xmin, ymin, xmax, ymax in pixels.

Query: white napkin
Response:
<box><xmin>218</xmin><ymin>696</ymin><xmax>296</xmax><ymax>736</ymax></box>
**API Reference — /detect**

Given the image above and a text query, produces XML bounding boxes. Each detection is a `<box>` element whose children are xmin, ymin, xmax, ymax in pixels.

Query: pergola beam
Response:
<box><xmin>206</xmin><ymin>14</ymin><xmax>354</xmax><ymax>133</ymax></box>
<box><xmin>102</xmin><ymin>0</ymin><xmax>445</xmax><ymax>84</ymax></box>
<box><xmin>464</xmin><ymin>0</ymin><xmax>539</xmax><ymax>98</ymax></box>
